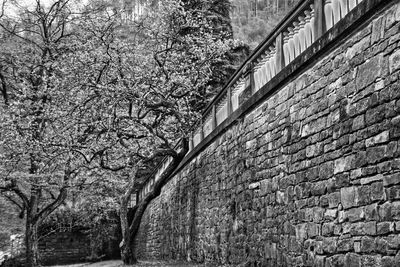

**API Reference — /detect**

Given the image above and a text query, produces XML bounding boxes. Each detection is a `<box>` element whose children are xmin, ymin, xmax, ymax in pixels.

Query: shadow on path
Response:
<box><xmin>51</xmin><ymin>260</ymin><xmax>207</xmax><ymax>267</ymax></box>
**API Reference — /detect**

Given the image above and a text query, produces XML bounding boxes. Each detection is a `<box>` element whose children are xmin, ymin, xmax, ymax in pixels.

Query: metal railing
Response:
<box><xmin>136</xmin><ymin>0</ymin><xmax>366</xmax><ymax>203</ymax></box>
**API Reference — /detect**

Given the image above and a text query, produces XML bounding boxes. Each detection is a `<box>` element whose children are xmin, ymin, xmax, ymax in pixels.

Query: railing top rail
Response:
<box><xmin>201</xmin><ymin>0</ymin><xmax>314</xmax><ymax>116</ymax></box>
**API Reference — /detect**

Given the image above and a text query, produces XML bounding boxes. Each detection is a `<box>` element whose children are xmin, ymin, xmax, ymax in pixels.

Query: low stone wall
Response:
<box><xmin>135</xmin><ymin>1</ymin><xmax>400</xmax><ymax>266</ymax></box>
<box><xmin>0</xmin><ymin>197</ymin><xmax>24</xmax><ymax>266</ymax></box>
<box><xmin>38</xmin><ymin>231</ymin><xmax>90</xmax><ymax>266</ymax></box>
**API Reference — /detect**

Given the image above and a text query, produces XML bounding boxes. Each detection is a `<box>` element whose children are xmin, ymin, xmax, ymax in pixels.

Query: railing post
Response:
<box><xmin>189</xmin><ymin>132</ymin><xmax>194</xmax><ymax>150</ymax></box>
<box><xmin>227</xmin><ymin>87</ymin><xmax>233</xmax><ymax>116</ymax></box>
<box><xmin>275</xmin><ymin>32</ymin><xmax>285</xmax><ymax>72</ymax></box>
<box><xmin>314</xmin><ymin>0</ymin><xmax>326</xmax><ymax>40</ymax></box>
<box><xmin>200</xmin><ymin>121</ymin><xmax>204</xmax><ymax>140</ymax></box>
<box><xmin>211</xmin><ymin>105</ymin><xmax>217</xmax><ymax>130</ymax></box>
<box><xmin>249</xmin><ymin>62</ymin><xmax>256</xmax><ymax>94</ymax></box>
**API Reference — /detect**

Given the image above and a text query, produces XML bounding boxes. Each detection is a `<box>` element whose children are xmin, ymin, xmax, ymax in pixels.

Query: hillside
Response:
<box><xmin>231</xmin><ymin>0</ymin><xmax>301</xmax><ymax>49</ymax></box>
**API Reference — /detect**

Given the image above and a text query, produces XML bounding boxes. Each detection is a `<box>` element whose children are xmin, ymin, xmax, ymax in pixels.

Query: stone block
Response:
<box><xmin>355</xmin><ymin>151</ymin><xmax>367</xmax><ymax>167</ymax></box>
<box><xmin>260</xmin><ymin>179</ymin><xmax>271</xmax><ymax>195</ymax></box>
<box><xmin>366</xmin><ymin>104</ymin><xmax>387</xmax><ymax>126</ymax></box>
<box><xmin>379</xmin><ymin>202</ymin><xmax>393</xmax><ymax>221</ymax></box>
<box><xmin>366</xmin><ymin>145</ymin><xmax>386</xmax><ymax>164</ymax></box>
<box><xmin>377</xmin><ymin>222</ymin><xmax>395</xmax><ymax>235</ymax></box>
<box><xmin>357</xmin><ymin>185</ymin><xmax>371</xmax><ymax>206</ymax></box>
<box><xmin>314</xmin><ymin>256</ymin><xmax>325</xmax><ymax>267</ymax></box>
<box><xmin>334</xmin><ymin>224</ymin><xmax>342</xmax><ymax>236</ymax></box>
<box><xmin>360</xmin><ymin>174</ymin><xmax>383</xmax><ymax>185</ymax></box>
<box><xmin>385</xmin><ymin>234</ymin><xmax>400</xmax><ymax>250</ymax></box>
<box><xmin>313</xmin><ymin>207</ymin><xmax>325</xmax><ymax>223</ymax></box>
<box><xmin>381</xmin><ymin>256</ymin><xmax>395</xmax><ymax>267</ymax></box>
<box><xmin>326</xmin><ymin>254</ymin><xmax>345</xmax><ymax>267</ymax></box>
<box><xmin>347</xmin><ymin>222</ymin><xmax>361</xmax><ymax>235</ymax></box>
<box><xmin>307</xmin><ymin>223</ymin><xmax>320</xmax><ymax>238</ymax></box>
<box><xmin>319</xmin><ymin>161</ymin><xmax>334</xmax><ymax>179</ymax></box>
<box><xmin>322</xmin><ymin>237</ymin><xmax>337</xmax><ymax>254</ymax></box>
<box><xmin>345</xmin><ymin>253</ymin><xmax>361</xmax><ymax>267</ymax></box>
<box><xmin>324</xmin><ymin>209</ymin><xmax>337</xmax><ymax>221</ymax></box>
<box><xmin>391</xmin><ymin>201</ymin><xmax>400</xmax><ymax>220</ymax></box>
<box><xmin>322</xmin><ymin>223</ymin><xmax>335</xmax><ymax>236</ymax></box>
<box><xmin>346</xmin><ymin>36</ymin><xmax>370</xmax><ymax>59</ymax></box>
<box><xmin>352</xmin><ymin>114</ymin><xmax>365</xmax><ymax>131</ymax></box>
<box><xmin>361</xmin><ymin>255</ymin><xmax>382</xmax><ymax>267</ymax></box>
<box><xmin>364</xmin><ymin>221</ymin><xmax>377</xmax><ymax>236</ymax></box>
<box><xmin>335</xmin><ymin>173</ymin><xmax>350</xmax><ymax>188</ymax></box>
<box><xmin>356</xmin><ymin>55</ymin><xmax>384</xmax><ymax>90</ymax></box>
<box><xmin>365</xmin><ymin>131</ymin><xmax>389</xmax><ymax>147</ymax></box>
<box><xmin>337</xmin><ymin>238</ymin><xmax>353</xmax><ymax>252</ymax></box>
<box><xmin>364</xmin><ymin>203</ymin><xmax>379</xmax><ymax>221</ymax></box>
<box><xmin>334</xmin><ymin>155</ymin><xmax>355</xmax><ymax>174</ymax></box>
<box><xmin>249</xmin><ymin>182</ymin><xmax>260</xmax><ymax>190</ymax></box>
<box><xmin>341</xmin><ymin>186</ymin><xmax>357</xmax><ymax>209</ymax></box>
<box><xmin>327</xmin><ymin>192</ymin><xmax>341</xmax><ymax>208</ymax></box>
<box><xmin>295</xmin><ymin>223</ymin><xmax>307</xmax><ymax>242</ymax></box>
<box><xmin>389</xmin><ymin>49</ymin><xmax>400</xmax><ymax>74</ymax></box>
<box><xmin>387</xmin><ymin>185</ymin><xmax>400</xmax><ymax>200</ymax></box>
<box><xmin>338</xmin><ymin>210</ymin><xmax>345</xmax><ymax>223</ymax></box>
<box><xmin>350</xmin><ymin>168</ymin><xmax>363</xmax><ymax>180</ymax></box>
<box><xmin>370</xmin><ymin>182</ymin><xmax>385</xmax><ymax>201</ymax></box>
<box><xmin>385</xmin><ymin>174</ymin><xmax>400</xmax><ymax>190</ymax></box>
<box><xmin>345</xmin><ymin>206</ymin><xmax>364</xmax><ymax>222</ymax></box>
<box><xmin>375</xmin><ymin>237</ymin><xmax>390</xmax><ymax>254</ymax></box>
<box><xmin>354</xmin><ymin>241</ymin><xmax>361</xmax><ymax>253</ymax></box>
<box><xmin>361</xmin><ymin>237</ymin><xmax>376</xmax><ymax>253</ymax></box>
<box><xmin>307</xmin><ymin>166</ymin><xmax>320</xmax><ymax>182</ymax></box>
<box><xmin>371</xmin><ymin>17</ymin><xmax>385</xmax><ymax>44</ymax></box>
<box><xmin>311</xmin><ymin>181</ymin><xmax>326</xmax><ymax>196</ymax></box>
<box><xmin>395</xmin><ymin>222</ymin><xmax>400</xmax><ymax>233</ymax></box>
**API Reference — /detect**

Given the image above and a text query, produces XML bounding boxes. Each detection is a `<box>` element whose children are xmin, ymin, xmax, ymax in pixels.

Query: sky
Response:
<box><xmin>0</xmin><ymin>0</ymin><xmax>89</xmax><ymax>18</ymax></box>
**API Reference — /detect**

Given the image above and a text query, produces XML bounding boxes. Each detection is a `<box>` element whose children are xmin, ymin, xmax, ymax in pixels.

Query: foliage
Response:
<box><xmin>0</xmin><ymin>0</ymin><xmax>242</xmax><ymax>265</ymax></box>
<box><xmin>0</xmin><ymin>0</ymin><xmax>131</xmax><ymax>265</ymax></box>
<box><xmin>230</xmin><ymin>0</ymin><xmax>301</xmax><ymax>49</ymax></box>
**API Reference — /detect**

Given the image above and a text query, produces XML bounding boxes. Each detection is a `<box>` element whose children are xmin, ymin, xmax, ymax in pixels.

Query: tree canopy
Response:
<box><xmin>0</xmin><ymin>0</ymin><xmax>242</xmax><ymax>265</ymax></box>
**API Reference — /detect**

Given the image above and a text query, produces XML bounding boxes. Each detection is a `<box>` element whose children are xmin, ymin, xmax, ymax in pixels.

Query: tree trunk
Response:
<box><xmin>120</xmin><ymin>238</ymin><xmax>136</xmax><ymax>264</ymax></box>
<box><xmin>127</xmin><ymin>139</ymin><xmax>189</xmax><ymax>260</ymax></box>
<box><xmin>119</xmin><ymin>166</ymin><xmax>140</xmax><ymax>265</ymax></box>
<box><xmin>25</xmin><ymin>217</ymin><xmax>39</xmax><ymax>267</ymax></box>
<box><xmin>119</xmin><ymin>196</ymin><xmax>137</xmax><ymax>264</ymax></box>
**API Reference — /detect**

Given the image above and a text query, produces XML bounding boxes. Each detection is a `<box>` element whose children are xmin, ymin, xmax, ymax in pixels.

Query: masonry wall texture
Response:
<box><xmin>38</xmin><ymin>231</ymin><xmax>90</xmax><ymax>266</ymax></box>
<box><xmin>0</xmin><ymin>196</ymin><xmax>24</xmax><ymax>263</ymax></box>
<box><xmin>135</xmin><ymin>1</ymin><xmax>400</xmax><ymax>266</ymax></box>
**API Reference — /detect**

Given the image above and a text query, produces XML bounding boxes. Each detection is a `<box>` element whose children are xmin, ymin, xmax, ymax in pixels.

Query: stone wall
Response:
<box><xmin>0</xmin><ymin>196</ymin><xmax>24</xmax><ymax>265</ymax></box>
<box><xmin>39</xmin><ymin>231</ymin><xmax>90</xmax><ymax>266</ymax></box>
<box><xmin>135</xmin><ymin>1</ymin><xmax>400</xmax><ymax>266</ymax></box>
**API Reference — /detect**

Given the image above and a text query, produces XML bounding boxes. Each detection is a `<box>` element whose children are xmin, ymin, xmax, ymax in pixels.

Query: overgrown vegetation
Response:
<box><xmin>0</xmin><ymin>0</ymin><xmax>244</xmax><ymax>266</ymax></box>
<box><xmin>231</xmin><ymin>0</ymin><xmax>300</xmax><ymax>49</ymax></box>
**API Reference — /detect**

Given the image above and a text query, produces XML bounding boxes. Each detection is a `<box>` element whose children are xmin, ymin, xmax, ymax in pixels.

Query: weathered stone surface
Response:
<box><xmin>389</xmin><ymin>49</ymin><xmax>400</xmax><ymax>74</ymax></box>
<box><xmin>341</xmin><ymin>187</ymin><xmax>357</xmax><ymax>209</ymax></box>
<box><xmin>360</xmin><ymin>174</ymin><xmax>383</xmax><ymax>185</ymax></box>
<box><xmin>383</xmin><ymin>173</ymin><xmax>400</xmax><ymax>186</ymax></box>
<box><xmin>356</xmin><ymin>55</ymin><xmax>384</xmax><ymax>90</ymax></box>
<box><xmin>134</xmin><ymin>1</ymin><xmax>400</xmax><ymax>265</ymax></box>
<box><xmin>365</xmin><ymin>131</ymin><xmax>389</xmax><ymax>147</ymax></box>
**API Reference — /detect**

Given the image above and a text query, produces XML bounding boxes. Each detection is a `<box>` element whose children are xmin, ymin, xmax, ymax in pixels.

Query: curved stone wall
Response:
<box><xmin>135</xmin><ymin>1</ymin><xmax>400</xmax><ymax>266</ymax></box>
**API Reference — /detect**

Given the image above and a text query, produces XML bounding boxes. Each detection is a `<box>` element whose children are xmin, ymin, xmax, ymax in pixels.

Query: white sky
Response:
<box><xmin>0</xmin><ymin>0</ymin><xmax>89</xmax><ymax>18</ymax></box>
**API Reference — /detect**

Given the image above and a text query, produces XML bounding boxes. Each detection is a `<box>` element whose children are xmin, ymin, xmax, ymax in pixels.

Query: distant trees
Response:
<box><xmin>79</xmin><ymin>0</ymin><xmax>242</xmax><ymax>263</ymax></box>
<box><xmin>231</xmin><ymin>0</ymin><xmax>300</xmax><ymax>49</ymax></box>
<box><xmin>0</xmin><ymin>0</ymin><xmax>126</xmax><ymax>266</ymax></box>
<box><xmin>0</xmin><ymin>0</ymin><xmax>243</xmax><ymax>266</ymax></box>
